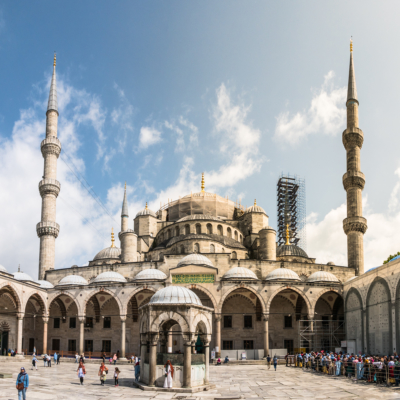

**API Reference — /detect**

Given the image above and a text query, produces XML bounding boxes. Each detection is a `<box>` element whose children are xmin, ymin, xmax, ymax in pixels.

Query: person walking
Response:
<box><xmin>134</xmin><ymin>360</ymin><xmax>140</xmax><ymax>382</ymax></box>
<box><xmin>77</xmin><ymin>361</ymin><xmax>86</xmax><ymax>385</ymax></box>
<box><xmin>79</xmin><ymin>354</ymin><xmax>85</xmax><ymax>364</ymax></box>
<box><xmin>16</xmin><ymin>367</ymin><xmax>29</xmax><ymax>400</ymax></box>
<box><xmin>47</xmin><ymin>354</ymin><xmax>51</xmax><ymax>368</ymax></box>
<box><xmin>102</xmin><ymin>353</ymin><xmax>106</xmax><ymax>364</ymax></box>
<box><xmin>43</xmin><ymin>354</ymin><xmax>47</xmax><ymax>367</ymax></box>
<box><xmin>273</xmin><ymin>355</ymin><xmax>278</xmax><ymax>371</ymax></box>
<box><xmin>113</xmin><ymin>353</ymin><xmax>117</xmax><ymax>365</ymax></box>
<box><xmin>57</xmin><ymin>352</ymin><xmax>61</xmax><ymax>365</ymax></box>
<box><xmin>114</xmin><ymin>367</ymin><xmax>120</xmax><ymax>387</ymax></box>
<box><xmin>31</xmin><ymin>355</ymin><xmax>37</xmax><ymax>371</ymax></box>
<box><xmin>98</xmin><ymin>362</ymin><xmax>108</xmax><ymax>386</ymax></box>
<box><xmin>54</xmin><ymin>352</ymin><xmax>57</xmax><ymax>365</ymax></box>
<box><xmin>267</xmin><ymin>354</ymin><xmax>271</xmax><ymax>369</ymax></box>
<box><xmin>33</xmin><ymin>346</ymin><xmax>36</xmax><ymax>356</ymax></box>
<box><xmin>75</xmin><ymin>353</ymin><xmax>79</xmax><ymax>363</ymax></box>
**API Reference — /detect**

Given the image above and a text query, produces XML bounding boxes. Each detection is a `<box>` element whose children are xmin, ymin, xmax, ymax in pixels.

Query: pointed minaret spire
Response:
<box><xmin>47</xmin><ymin>52</ymin><xmax>58</xmax><ymax>114</ymax></box>
<box><xmin>347</xmin><ymin>39</ymin><xmax>358</xmax><ymax>103</ymax></box>
<box><xmin>121</xmin><ymin>182</ymin><xmax>129</xmax><ymax>232</ymax></box>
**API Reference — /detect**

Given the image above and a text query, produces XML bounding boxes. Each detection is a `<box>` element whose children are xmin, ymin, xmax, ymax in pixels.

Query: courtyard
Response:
<box><xmin>1</xmin><ymin>360</ymin><xmax>400</xmax><ymax>399</ymax></box>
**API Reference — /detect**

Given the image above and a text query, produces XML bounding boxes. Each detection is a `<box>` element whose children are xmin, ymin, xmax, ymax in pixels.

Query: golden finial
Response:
<box><xmin>350</xmin><ymin>37</ymin><xmax>353</xmax><ymax>52</ymax></box>
<box><xmin>145</xmin><ymin>202</ymin><xmax>148</xmax><ymax>210</ymax></box>
<box><xmin>254</xmin><ymin>199</ymin><xmax>257</xmax><ymax>206</ymax></box>
<box><xmin>53</xmin><ymin>52</ymin><xmax>56</xmax><ymax>67</ymax></box>
<box><xmin>201</xmin><ymin>172</ymin><xmax>205</xmax><ymax>192</ymax></box>
<box><xmin>285</xmin><ymin>223</ymin><xmax>290</xmax><ymax>245</ymax></box>
<box><xmin>111</xmin><ymin>228</ymin><xmax>115</xmax><ymax>248</ymax></box>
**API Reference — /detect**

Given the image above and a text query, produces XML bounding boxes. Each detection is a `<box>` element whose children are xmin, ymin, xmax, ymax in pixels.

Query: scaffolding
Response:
<box><xmin>277</xmin><ymin>174</ymin><xmax>306</xmax><ymax>251</ymax></box>
<box><xmin>299</xmin><ymin>319</ymin><xmax>345</xmax><ymax>353</ymax></box>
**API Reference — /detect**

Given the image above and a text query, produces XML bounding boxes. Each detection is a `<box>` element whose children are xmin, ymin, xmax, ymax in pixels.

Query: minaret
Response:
<box><xmin>121</xmin><ymin>182</ymin><xmax>129</xmax><ymax>231</ymax></box>
<box><xmin>201</xmin><ymin>172</ymin><xmax>205</xmax><ymax>192</ymax></box>
<box><xmin>36</xmin><ymin>53</ymin><xmax>61</xmax><ymax>280</ymax></box>
<box><xmin>342</xmin><ymin>40</ymin><xmax>367</xmax><ymax>275</ymax></box>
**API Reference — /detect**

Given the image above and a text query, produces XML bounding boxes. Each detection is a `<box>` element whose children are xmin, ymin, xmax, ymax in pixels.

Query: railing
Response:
<box><xmin>33</xmin><ymin>350</ymin><xmax>138</xmax><ymax>360</ymax></box>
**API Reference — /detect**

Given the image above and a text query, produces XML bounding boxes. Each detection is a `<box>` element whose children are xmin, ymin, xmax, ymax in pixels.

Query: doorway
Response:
<box><xmin>29</xmin><ymin>338</ymin><xmax>35</xmax><ymax>353</ymax></box>
<box><xmin>0</xmin><ymin>331</ymin><xmax>8</xmax><ymax>356</ymax></box>
<box><xmin>284</xmin><ymin>339</ymin><xmax>294</xmax><ymax>354</ymax></box>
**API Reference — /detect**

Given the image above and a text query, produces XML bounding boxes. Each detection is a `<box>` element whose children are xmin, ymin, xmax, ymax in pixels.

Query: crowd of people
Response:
<box><xmin>291</xmin><ymin>351</ymin><xmax>400</xmax><ymax>386</ymax></box>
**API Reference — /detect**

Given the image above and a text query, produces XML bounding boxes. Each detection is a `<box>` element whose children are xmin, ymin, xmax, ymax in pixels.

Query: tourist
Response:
<box><xmin>54</xmin><ymin>352</ymin><xmax>57</xmax><ymax>365</ymax></box>
<box><xmin>33</xmin><ymin>346</ymin><xmax>36</xmax><ymax>356</ymax></box>
<box><xmin>56</xmin><ymin>352</ymin><xmax>61</xmax><ymax>365</ymax></box>
<box><xmin>267</xmin><ymin>354</ymin><xmax>271</xmax><ymax>369</ymax></box>
<box><xmin>113</xmin><ymin>353</ymin><xmax>117</xmax><ymax>365</ymax></box>
<box><xmin>117</xmin><ymin>350</ymin><xmax>120</xmax><ymax>359</ymax></box>
<box><xmin>395</xmin><ymin>358</ymin><xmax>400</xmax><ymax>386</ymax></box>
<box><xmin>163</xmin><ymin>360</ymin><xmax>174</xmax><ymax>388</ymax></box>
<box><xmin>43</xmin><ymin>354</ymin><xmax>47</xmax><ymax>367</ymax></box>
<box><xmin>47</xmin><ymin>354</ymin><xmax>51</xmax><ymax>367</ymax></box>
<box><xmin>273</xmin><ymin>355</ymin><xmax>278</xmax><ymax>371</ymax></box>
<box><xmin>224</xmin><ymin>355</ymin><xmax>229</xmax><ymax>363</ymax></box>
<box><xmin>16</xmin><ymin>367</ymin><xmax>29</xmax><ymax>400</ymax></box>
<box><xmin>98</xmin><ymin>362</ymin><xmax>108</xmax><ymax>386</ymax></box>
<box><xmin>114</xmin><ymin>367</ymin><xmax>120</xmax><ymax>387</ymax></box>
<box><xmin>75</xmin><ymin>353</ymin><xmax>79</xmax><ymax>363</ymax></box>
<box><xmin>216</xmin><ymin>357</ymin><xmax>221</xmax><ymax>365</ymax></box>
<box><xmin>130</xmin><ymin>355</ymin><xmax>135</xmax><ymax>364</ymax></box>
<box><xmin>31</xmin><ymin>355</ymin><xmax>37</xmax><ymax>371</ymax></box>
<box><xmin>134</xmin><ymin>360</ymin><xmax>140</xmax><ymax>382</ymax></box>
<box><xmin>77</xmin><ymin>361</ymin><xmax>86</xmax><ymax>385</ymax></box>
<box><xmin>102</xmin><ymin>352</ymin><xmax>106</xmax><ymax>363</ymax></box>
<box><xmin>80</xmin><ymin>354</ymin><xmax>85</xmax><ymax>364</ymax></box>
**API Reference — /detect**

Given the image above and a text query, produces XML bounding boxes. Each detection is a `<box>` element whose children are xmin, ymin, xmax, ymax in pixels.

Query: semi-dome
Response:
<box><xmin>307</xmin><ymin>271</ymin><xmax>340</xmax><ymax>283</ymax></box>
<box><xmin>37</xmin><ymin>280</ymin><xmax>54</xmax><ymax>289</ymax></box>
<box><xmin>149</xmin><ymin>286</ymin><xmax>202</xmax><ymax>306</ymax></box>
<box><xmin>276</xmin><ymin>244</ymin><xmax>308</xmax><ymax>258</ymax></box>
<box><xmin>136</xmin><ymin>203</ymin><xmax>157</xmax><ymax>218</ymax></box>
<box><xmin>0</xmin><ymin>265</ymin><xmax>7</xmax><ymax>273</ymax></box>
<box><xmin>134</xmin><ymin>269</ymin><xmax>167</xmax><ymax>281</ymax></box>
<box><xmin>176</xmin><ymin>253</ymin><xmax>214</xmax><ymax>269</ymax></box>
<box><xmin>57</xmin><ymin>275</ymin><xmax>88</xmax><ymax>286</ymax></box>
<box><xmin>12</xmin><ymin>271</ymin><xmax>34</xmax><ymax>282</ymax></box>
<box><xmin>93</xmin><ymin>246</ymin><xmax>121</xmax><ymax>261</ymax></box>
<box><xmin>265</xmin><ymin>268</ymin><xmax>301</xmax><ymax>281</ymax></box>
<box><xmin>177</xmin><ymin>214</ymin><xmax>221</xmax><ymax>223</ymax></box>
<box><xmin>223</xmin><ymin>267</ymin><xmax>258</xmax><ymax>280</ymax></box>
<box><xmin>245</xmin><ymin>200</ymin><xmax>267</xmax><ymax>215</ymax></box>
<box><xmin>92</xmin><ymin>271</ymin><xmax>127</xmax><ymax>283</ymax></box>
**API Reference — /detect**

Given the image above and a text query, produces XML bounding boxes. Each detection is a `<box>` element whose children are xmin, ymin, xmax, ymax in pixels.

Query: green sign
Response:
<box><xmin>172</xmin><ymin>274</ymin><xmax>215</xmax><ymax>284</ymax></box>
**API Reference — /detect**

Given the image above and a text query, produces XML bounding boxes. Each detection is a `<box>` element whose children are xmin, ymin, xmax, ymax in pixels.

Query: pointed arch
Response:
<box><xmin>48</xmin><ymin>292</ymin><xmax>82</xmax><ymax>316</ymax></box>
<box><xmin>185</xmin><ymin>285</ymin><xmax>217</xmax><ymax>311</ymax></box>
<box><xmin>0</xmin><ymin>282</ymin><xmax>21</xmax><ymax>312</ymax></box>
<box><xmin>24</xmin><ymin>292</ymin><xmax>47</xmax><ymax>316</ymax></box>
<box><xmin>86</xmin><ymin>294</ymin><xmax>101</xmax><ymax>322</ymax></box>
<box><xmin>266</xmin><ymin>286</ymin><xmax>311</xmax><ymax>316</ymax></box>
<box><xmin>82</xmin><ymin>288</ymin><xmax>123</xmax><ymax>316</ymax></box>
<box><xmin>125</xmin><ymin>287</ymin><xmax>156</xmax><ymax>317</ymax></box>
<box><xmin>218</xmin><ymin>285</ymin><xmax>266</xmax><ymax>314</ymax></box>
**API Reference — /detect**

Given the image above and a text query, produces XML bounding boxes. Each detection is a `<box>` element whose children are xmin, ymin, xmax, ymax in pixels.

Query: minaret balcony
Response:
<box><xmin>41</xmin><ymin>136</ymin><xmax>61</xmax><ymax>158</ymax></box>
<box><xmin>39</xmin><ymin>179</ymin><xmax>61</xmax><ymax>197</ymax></box>
<box><xmin>342</xmin><ymin>127</ymin><xmax>364</xmax><ymax>150</ymax></box>
<box><xmin>342</xmin><ymin>171</ymin><xmax>365</xmax><ymax>191</ymax></box>
<box><xmin>36</xmin><ymin>221</ymin><xmax>60</xmax><ymax>238</ymax></box>
<box><xmin>343</xmin><ymin>216</ymin><xmax>367</xmax><ymax>235</ymax></box>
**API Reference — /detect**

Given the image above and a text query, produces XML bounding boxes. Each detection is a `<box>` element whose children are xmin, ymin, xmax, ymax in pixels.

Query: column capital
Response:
<box><xmin>42</xmin><ymin>316</ymin><xmax>49</xmax><ymax>324</ymax></box>
<box><xmin>307</xmin><ymin>315</ymin><xmax>314</xmax><ymax>321</ymax></box>
<box><xmin>214</xmin><ymin>315</ymin><xmax>222</xmax><ymax>322</ymax></box>
<box><xmin>78</xmin><ymin>316</ymin><xmax>85</xmax><ymax>323</ymax></box>
<box><xmin>16</xmin><ymin>312</ymin><xmax>24</xmax><ymax>320</ymax></box>
<box><xmin>149</xmin><ymin>333</ymin><xmax>159</xmax><ymax>346</ymax></box>
<box><xmin>120</xmin><ymin>315</ymin><xmax>127</xmax><ymax>322</ymax></box>
<box><xmin>263</xmin><ymin>313</ymin><xmax>270</xmax><ymax>322</ymax></box>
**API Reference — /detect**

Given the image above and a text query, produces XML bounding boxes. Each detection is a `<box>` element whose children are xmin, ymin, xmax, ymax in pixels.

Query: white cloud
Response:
<box><xmin>164</xmin><ymin>116</ymin><xmax>198</xmax><ymax>153</ymax></box>
<box><xmin>139</xmin><ymin>126</ymin><xmax>162</xmax><ymax>149</ymax></box>
<box><xmin>274</xmin><ymin>71</ymin><xmax>346</xmax><ymax>144</ymax></box>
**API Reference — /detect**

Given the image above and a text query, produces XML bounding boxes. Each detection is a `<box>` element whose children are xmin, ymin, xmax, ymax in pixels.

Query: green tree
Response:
<box><xmin>383</xmin><ymin>251</ymin><xmax>400</xmax><ymax>264</ymax></box>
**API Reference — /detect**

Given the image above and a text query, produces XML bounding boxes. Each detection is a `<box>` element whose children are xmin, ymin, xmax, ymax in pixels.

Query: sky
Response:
<box><xmin>1</xmin><ymin>1</ymin><xmax>400</xmax><ymax>278</ymax></box>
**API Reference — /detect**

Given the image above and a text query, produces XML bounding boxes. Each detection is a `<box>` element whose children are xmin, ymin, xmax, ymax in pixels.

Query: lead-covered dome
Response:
<box><xmin>37</xmin><ymin>280</ymin><xmax>54</xmax><ymax>289</ymax></box>
<box><xmin>136</xmin><ymin>203</ymin><xmax>157</xmax><ymax>218</ymax></box>
<box><xmin>57</xmin><ymin>275</ymin><xmax>88</xmax><ymax>286</ymax></box>
<box><xmin>92</xmin><ymin>271</ymin><xmax>127</xmax><ymax>283</ymax></box>
<box><xmin>177</xmin><ymin>253</ymin><xmax>214</xmax><ymax>268</ymax></box>
<box><xmin>223</xmin><ymin>267</ymin><xmax>258</xmax><ymax>280</ymax></box>
<box><xmin>307</xmin><ymin>271</ymin><xmax>340</xmax><ymax>283</ymax></box>
<box><xmin>276</xmin><ymin>244</ymin><xmax>308</xmax><ymax>258</ymax></box>
<box><xmin>265</xmin><ymin>268</ymin><xmax>301</xmax><ymax>281</ymax></box>
<box><xmin>245</xmin><ymin>200</ymin><xmax>267</xmax><ymax>215</ymax></box>
<box><xmin>134</xmin><ymin>269</ymin><xmax>167</xmax><ymax>281</ymax></box>
<box><xmin>0</xmin><ymin>265</ymin><xmax>7</xmax><ymax>273</ymax></box>
<box><xmin>93</xmin><ymin>246</ymin><xmax>121</xmax><ymax>261</ymax></box>
<box><xmin>149</xmin><ymin>286</ymin><xmax>202</xmax><ymax>306</ymax></box>
<box><xmin>13</xmin><ymin>271</ymin><xmax>34</xmax><ymax>282</ymax></box>
<box><xmin>177</xmin><ymin>214</ymin><xmax>221</xmax><ymax>223</ymax></box>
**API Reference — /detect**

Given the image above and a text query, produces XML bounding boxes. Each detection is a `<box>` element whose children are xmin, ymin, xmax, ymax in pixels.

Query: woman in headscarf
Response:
<box><xmin>77</xmin><ymin>361</ymin><xmax>86</xmax><ymax>385</ymax></box>
<box><xmin>98</xmin><ymin>362</ymin><xmax>108</xmax><ymax>386</ymax></box>
<box><xmin>163</xmin><ymin>360</ymin><xmax>174</xmax><ymax>388</ymax></box>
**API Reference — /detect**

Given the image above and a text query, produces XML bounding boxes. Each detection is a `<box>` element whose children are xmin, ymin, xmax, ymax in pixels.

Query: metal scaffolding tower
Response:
<box><xmin>277</xmin><ymin>174</ymin><xmax>306</xmax><ymax>251</ymax></box>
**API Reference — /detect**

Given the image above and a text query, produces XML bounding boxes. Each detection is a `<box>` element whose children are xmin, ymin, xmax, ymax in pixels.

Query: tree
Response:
<box><xmin>383</xmin><ymin>251</ymin><xmax>400</xmax><ymax>264</ymax></box>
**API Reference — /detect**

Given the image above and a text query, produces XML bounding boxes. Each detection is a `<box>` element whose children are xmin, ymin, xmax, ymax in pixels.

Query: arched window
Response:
<box><xmin>185</xmin><ymin>224</ymin><xmax>190</xmax><ymax>235</ymax></box>
<box><xmin>210</xmin><ymin>244</ymin><xmax>215</xmax><ymax>253</ymax></box>
<box><xmin>217</xmin><ymin>225</ymin><xmax>223</xmax><ymax>236</ymax></box>
<box><xmin>175</xmin><ymin>226</ymin><xmax>180</xmax><ymax>237</ymax></box>
<box><xmin>180</xmin><ymin>245</ymin><xmax>185</xmax><ymax>254</ymax></box>
<box><xmin>194</xmin><ymin>243</ymin><xmax>200</xmax><ymax>253</ymax></box>
<box><xmin>227</xmin><ymin>227</ymin><xmax>232</xmax><ymax>238</ymax></box>
<box><xmin>207</xmin><ymin>224</ymin><xmax>213</xmax><ymax>234</ymax></box>
<box><xmin>231</xmin><ymin>251</ymin><xmax>237</xmax><ymax>260</ymax></box>
<box><xmin>234</xmin><ymin>231</ymin><xmax>238</xmax><ymax>241</ymax></box>
<box><xmin>196</xmin><ymin>224</ymin><xmax>201</xmax><ymax>234</ymax></box>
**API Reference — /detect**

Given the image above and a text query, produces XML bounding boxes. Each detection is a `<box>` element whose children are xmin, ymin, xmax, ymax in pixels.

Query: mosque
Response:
<box><xmin>0</xmin><ymin>42</ymin><xmax>397</xmax><ymax>384</ymax></box>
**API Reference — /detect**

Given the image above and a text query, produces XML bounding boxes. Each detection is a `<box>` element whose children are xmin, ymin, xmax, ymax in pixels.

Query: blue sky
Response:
<box><xmin>1</xmin><ymin>1</ymin><xmax>400</xmax><ymax>277</ymax></box>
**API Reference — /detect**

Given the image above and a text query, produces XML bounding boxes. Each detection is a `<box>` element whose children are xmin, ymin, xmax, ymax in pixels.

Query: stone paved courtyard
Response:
<box><xmin>1</xmin><ymin>360</ymin><xmax>400</xmax><ymax>399</ymax></box>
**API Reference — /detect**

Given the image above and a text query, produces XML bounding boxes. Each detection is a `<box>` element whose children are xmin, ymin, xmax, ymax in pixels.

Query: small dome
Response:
<box><xmin>307</xmin><ymin>271</ymin><xmax>340</xmax><ymax>283</ymax></box>
<box><xmin>265</xmin><ymin>268</ymin><xmax>301</xmax><ymax>281</ymax></box>
<box><xmin>276</xmin><ymin>244</ymin><xmax>308</xmax><ymax>258</ymax></box>
<box><xmin>57</xmin><ymin>275</ymin><xmax>88</xmax><ymax>286</ymax></box>
<box><xmin>245</xmin><ymin>201</ymin><xmax>267</xmax><ymax>215</ymax></box>
<box><xmin>12</xmin><ymin>271</ymin><xmax>34</xmax><ymax>282</ymax></box>
<box><xmin>134</xmin><ymin>269</ymin><xmax>167</xmax><ymax>281</ymax></box>
<box><xmin>93</xmin><ymin>246</ymin><xmax>121</xmax><ymax>261</ymax></box>
<box><xmin>177</xmin><ymin>253</ymin><xmax>214</xmax><ymax>269</ymax></box>
<box><xmin>327</xmin><ymin>261</ymin><xmax>335</xmax><ymax>266</ymax></box>
<box><xmin>136</xmin><ymin>204</ymin><xmax>157</xmax><ymax>218</ymax></box>
<box><xmin>0</xmin><ymin>265</ymin><xmax>7</xmax><ymax>273</ymax></box>
<box><xmin>92</xmin><ymin>271</ymin><xmax>127</xmax><ymax>283</ymax></box>
<box><xmin>149</xmin><ymin>286</ymin><xmax>202</xmax><ymax>306</ymax></box>
<box><xmin>177</xmin><ymin>214</ymin><xmax>221</xmax><ymax>223</ymax></box>
<box><xmin>223</xmin><ymin>267</ymin><xmax>258</xmax><ymax>280</ymax></box>
<box><xmin>37</xmin><ymin>280</ymin><xmax>54</xmax><ymax>289</ymax></box>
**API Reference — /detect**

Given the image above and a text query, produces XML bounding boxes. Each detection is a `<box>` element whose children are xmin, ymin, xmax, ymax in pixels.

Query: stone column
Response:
<box><xmin>215</xmin><ymin>315</ymin><xmax>221</xmax><ymax>357</ymax></box>
<box><xmin>183</xmin><ymin>340</ymin><xmax>192</xmax><ymax>388</ymax></box>
<box><xmin>167</xmin><ymin>328</ymin><xmax>173</xmax><ymax>353</ymax></box>
<box><xmin>263</xmin><ymin>314</ymin><xmax>269</xmax><ymax>357</ymax></box>
<box><xmin>16</xmin><ymin>313</ymin><xmax>24</xmax><ymax>355</ymax></box>
<box><xmin>362</xmin><ymin>309</ymin><xmax>367</xmax><ymax>353</ymax></box>
<box><xmin>42</xmin><ymin>316</ymin><xmax>49</xmax><ymax>354</ymax></box>
<box><xmin>120</xmin><ymin>316</ymin><xmax>127</xmax><ymax>360</ymax></box>
<box><xmin>392</xmin><ymin>302</ymin><xmax>396</xmax><ymax>354</ymax></box>
<box><xmin>79</xmin><ymin>317</ymin><xmax>85</xmax><ymax>355</ymax></box>
<box><xmin>139</xmin><ymin>339</ymin><xmax>147</xmax><ymax>383</ymax></box>
<box><xmin>148</xmin><ymin>334</ymin><xmax>158</xmax><ymax>387</ymax></box>
<box><xmin>192</xmin><ymin>341</ymin><xmax>196</xmax><ymax>354</ymax></box>
<box><xmin>203</xmin><ymin>339</ymin><xmax>210</xmax><ymax>385</ymax></box>
<box><xmin>308</xmin><ymin>315</ymin><xmax>314</xmax><ymax>351</ymax></box>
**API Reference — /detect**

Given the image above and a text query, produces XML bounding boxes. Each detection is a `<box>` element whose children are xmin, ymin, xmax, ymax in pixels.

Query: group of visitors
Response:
<box><xmin>8</xmin><ymin>348</ymin><xmax>18</xmax><ymax>356</ymax></box>
<box><xmin>294</xmin><ymin>351</ymin><xmax>400</xmax><ymax>386</ymax></box>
